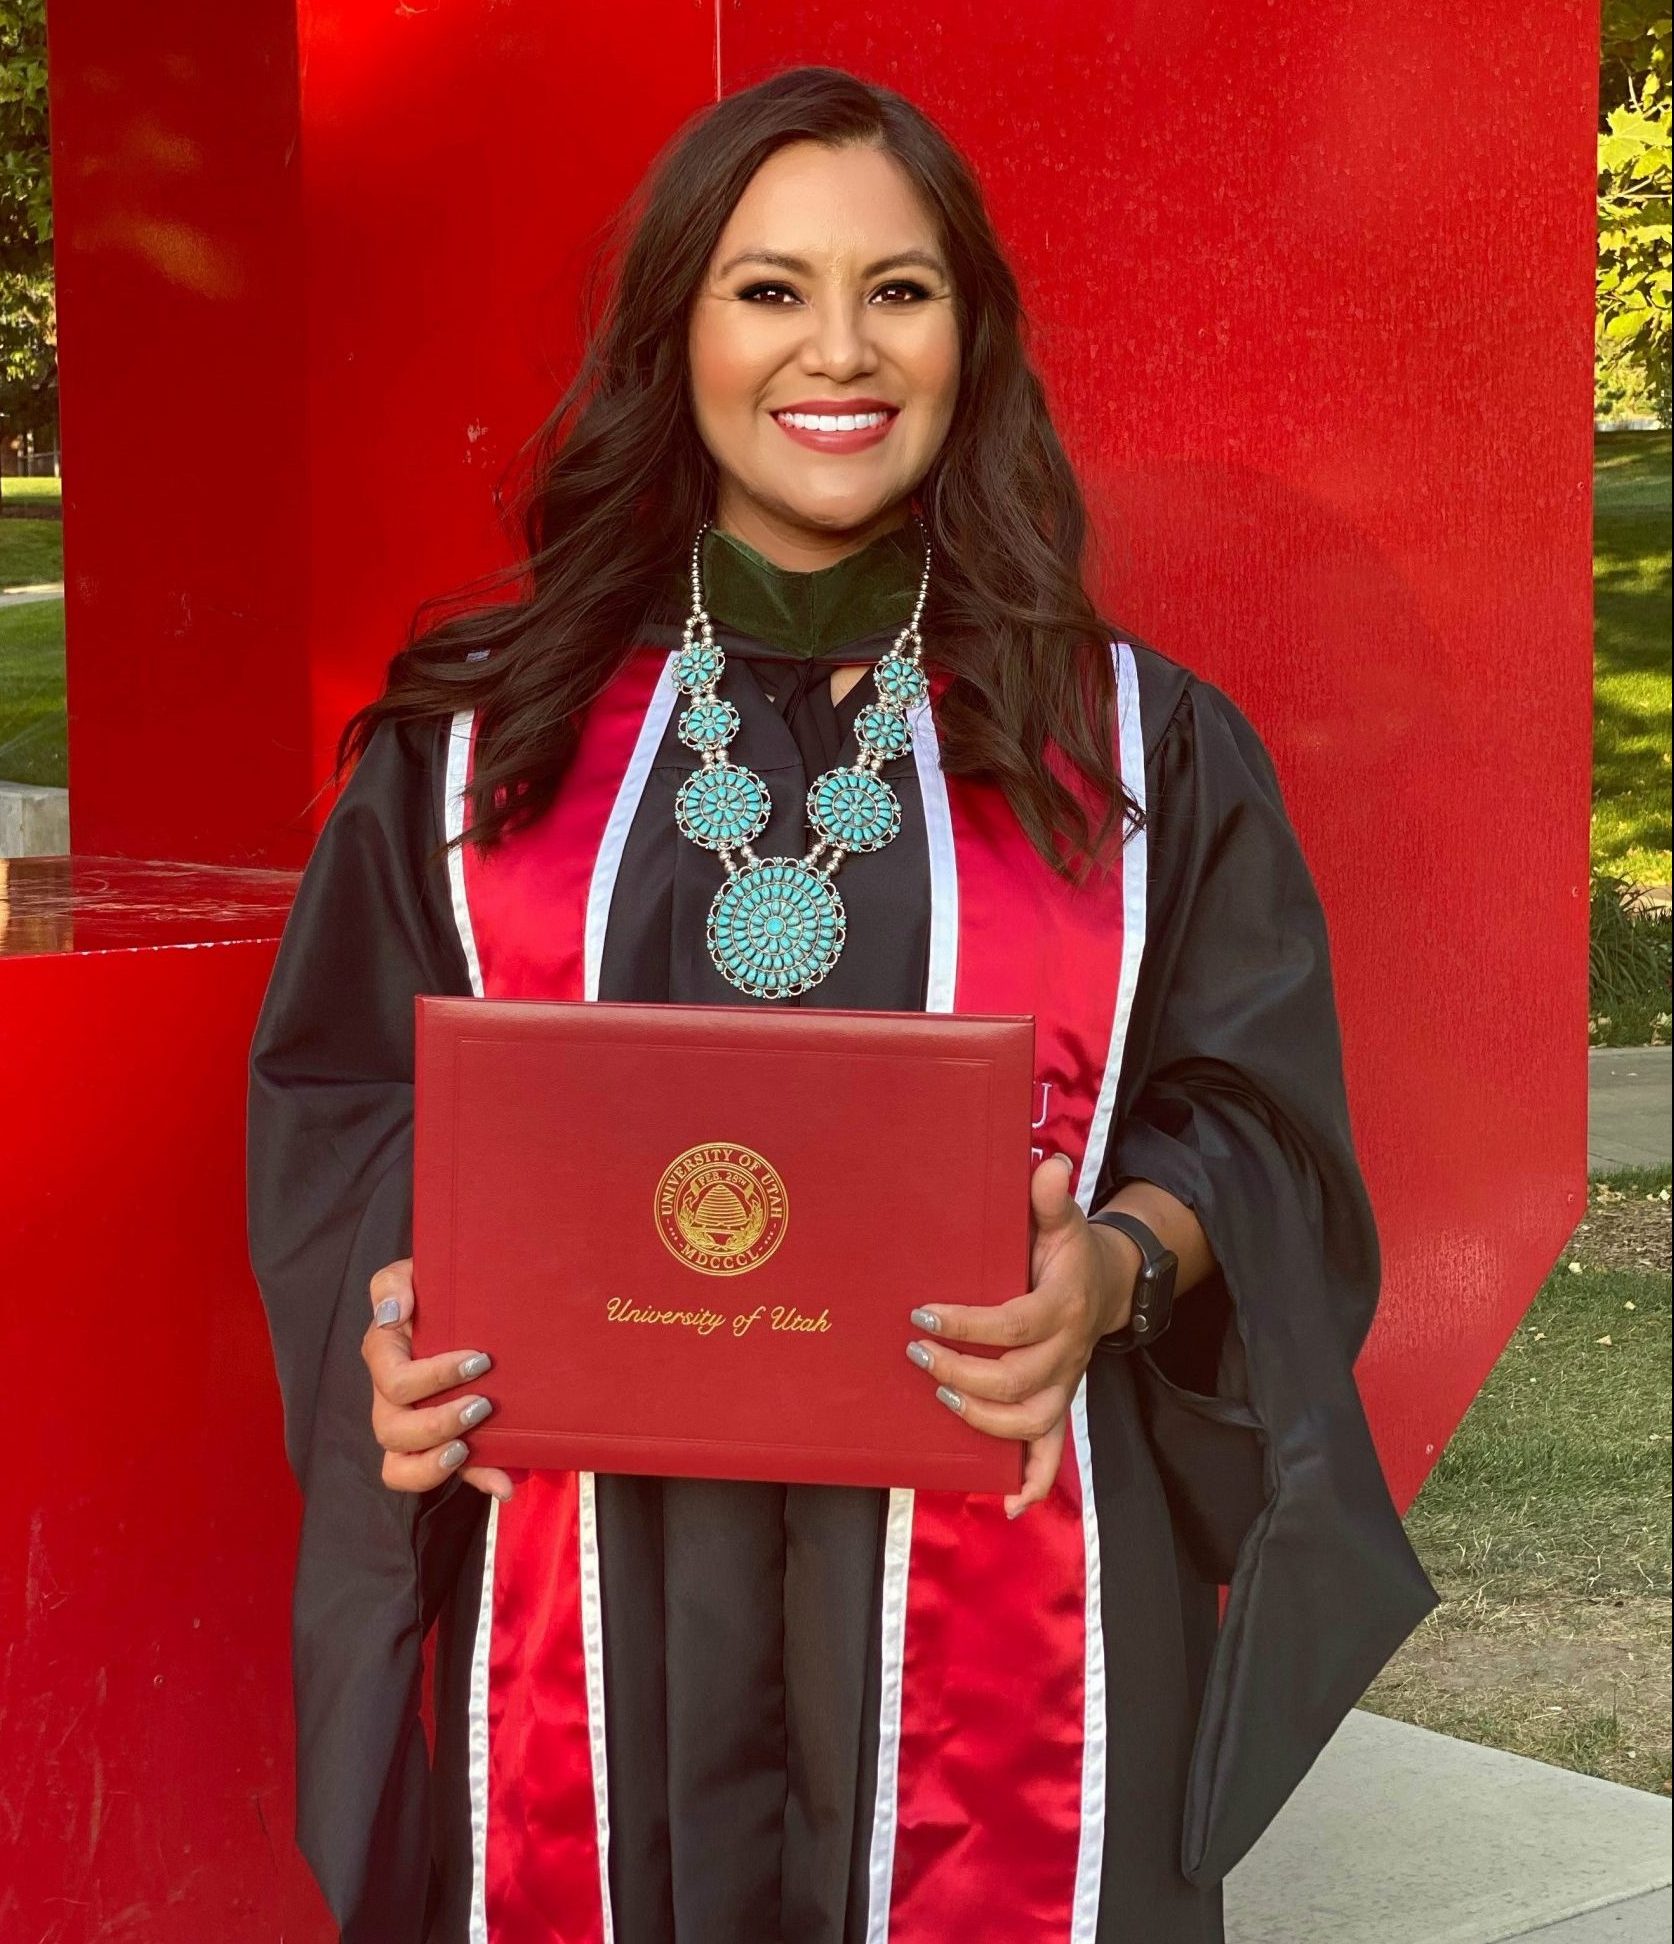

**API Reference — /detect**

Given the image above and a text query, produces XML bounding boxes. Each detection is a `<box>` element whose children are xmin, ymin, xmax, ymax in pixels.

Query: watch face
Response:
<box><xmin>1134</xmin><ymin>1248</ymin><xmax>1177</xmax><ymax>1334</ymax></box>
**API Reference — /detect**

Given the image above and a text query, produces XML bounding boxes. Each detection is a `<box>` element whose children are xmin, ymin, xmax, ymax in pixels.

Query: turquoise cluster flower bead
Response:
<box><xmin>676</xmin><ymin>764</ymin><xmax>771</xmax><ymax>851</ymax></box>
<box><xmin>678</xmin><ymin>697</ymin><xmax>740</xmax><ymax>753</ymax></box>
<box><xmin>673</xmin><ymin>640</ymin><xmax>725</xmax><ymax>693</ymax></box>
<box><xmin>854</xmin><ymin>702</ymin><xmax>912</xmax><ymax>760</ymax></box>
<box><xmin>808</xmin><ymin>767</ymin><xmax>901</xmax><ymax>853</ymax></box>
<box><xmin>873</xmin><ymin>653</ymin><xmax>929</xmax><ymax>710</ymax></box>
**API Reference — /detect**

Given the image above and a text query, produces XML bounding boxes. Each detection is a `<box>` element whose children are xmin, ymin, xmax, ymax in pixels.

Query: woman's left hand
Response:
<box><xmin>906</xmin><ymin>1153</ymin><xmax>1136</xmax><ymax>1520</ymax></box>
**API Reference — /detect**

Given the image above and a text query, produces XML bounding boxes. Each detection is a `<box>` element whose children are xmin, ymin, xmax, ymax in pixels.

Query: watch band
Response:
<box><xmin>1087</xmin><ymin>1209</ymin><xmax>1179</xmax><ymax>1354</ymax></box>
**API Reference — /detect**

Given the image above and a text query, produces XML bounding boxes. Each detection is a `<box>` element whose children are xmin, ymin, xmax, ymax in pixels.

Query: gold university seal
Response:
<box><xmin>654</xmin><ymin>1143</ymin><xmax>789</xmax><ymax>1277</ymax></box>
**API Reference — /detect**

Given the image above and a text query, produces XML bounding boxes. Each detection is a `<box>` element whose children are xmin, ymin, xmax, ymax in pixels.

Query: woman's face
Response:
<box><xmin>688</xmin><ymin>140</ymin><xmax>961</xmax><ymax>569</ymax></box>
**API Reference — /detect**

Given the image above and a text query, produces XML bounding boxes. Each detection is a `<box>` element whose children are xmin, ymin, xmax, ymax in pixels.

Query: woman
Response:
<box><xmin>248</xmin><ymin>64</ymin><xmax>1436</xmax><ymax>1944</ymax></box>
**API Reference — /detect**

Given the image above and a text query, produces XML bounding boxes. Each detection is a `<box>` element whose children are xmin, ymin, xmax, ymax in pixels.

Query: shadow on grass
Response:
<box><xmin>0</xmin><ymin>599</ymin><xmax>67</xmax><ymax>788</ymax></box>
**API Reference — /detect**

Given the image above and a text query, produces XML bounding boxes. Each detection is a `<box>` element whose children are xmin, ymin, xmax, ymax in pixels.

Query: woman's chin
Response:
<box><xmin>767</xmin><ymin>482</ymin><xmax>915</xmax><ymax>536</ymax></box>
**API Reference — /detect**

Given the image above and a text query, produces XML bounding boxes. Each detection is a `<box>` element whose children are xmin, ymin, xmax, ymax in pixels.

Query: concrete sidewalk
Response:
<box><xmin>0</xmin><ymin>579</ymin><xmax>63</xmax><ymax>606</ymax></box>
<box><xmin>1229</xmin><ymin>1711</ymin><xmax>1672</xmax><ymax>1942</ymax></box>
<box><xmin>1589</xmin><ymin>1047</ymin><xmax>1673</xmax><ymax>1172</ymax></box>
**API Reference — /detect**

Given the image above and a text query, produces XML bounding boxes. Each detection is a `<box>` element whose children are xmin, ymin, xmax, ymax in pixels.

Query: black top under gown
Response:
<box><xmin>246</xmin><ymin>523</ymin><xmax>1437</xmax><ymax>1944</ymax></box>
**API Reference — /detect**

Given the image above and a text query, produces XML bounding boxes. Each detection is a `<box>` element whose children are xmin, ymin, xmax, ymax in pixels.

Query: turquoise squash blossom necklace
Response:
<box><xmin>672</xmin><ymin>516</ymin><xmax>934</xmax><ymax>1000</ymax></box>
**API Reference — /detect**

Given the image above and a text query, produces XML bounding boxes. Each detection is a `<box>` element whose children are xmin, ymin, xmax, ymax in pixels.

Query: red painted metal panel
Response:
<box><xmin>44</xmin><ymin>0</ymin><xmax>313</xmax><ymax>869</ymax></box>
<box><xmin>292</xmin><ymin>0</ymin><xmax>717</xmax><ymax>799</ymax></box>
<box><xmin>46</xmin><ymin>0</ymin><xmax>717</xmax><ymax>869</ymax></box>
<box><xmin>723</xmin><ymin>3</ymin><xmax>1599</xmax><ymax>1505</ymax></box>
<box><xmin>0</xmin><ymin>864</ymin><xmax>325</xmax><ymax>1940</ymax></box>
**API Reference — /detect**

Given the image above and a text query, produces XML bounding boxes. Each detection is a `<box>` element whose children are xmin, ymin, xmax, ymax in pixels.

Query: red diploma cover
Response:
<box><xmin>411</xmin><ymin>997</ymin><xmax>1032</xmax><ymax>1493</ymax></box>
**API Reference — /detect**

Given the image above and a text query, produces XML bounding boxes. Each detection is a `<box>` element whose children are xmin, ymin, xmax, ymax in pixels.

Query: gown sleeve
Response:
<box><xmin>246</xmin><ymin>716</ymin><xmax>482</xmax><ymax>1939</ymax></box>
<box><xmin>1094</xmin><ymin>667</ymin><xmax>1438</xmax><ymax>1885</ymax></box>
<box><xmin>1100</xmin><ymin>665</ymin><xmax>1381</xmax><ymax>1352</ymax></box>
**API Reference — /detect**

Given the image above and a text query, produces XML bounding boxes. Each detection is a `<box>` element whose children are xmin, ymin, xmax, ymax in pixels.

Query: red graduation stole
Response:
<box><xmin>445</xmin><ymin>640</ymin><xmax>1148</xmax><ymax>1942</ymax></box>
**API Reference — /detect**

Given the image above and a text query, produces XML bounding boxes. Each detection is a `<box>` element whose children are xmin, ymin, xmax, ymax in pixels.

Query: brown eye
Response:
<box><xmin>738</xmin><ymin>283</ymin><xmax>799</xmax><ymax>305</ymax></box>
<box><xmin>872</xmin><ymin>281</ymin><xmax>934</xmax><ymax>303</ymax></box>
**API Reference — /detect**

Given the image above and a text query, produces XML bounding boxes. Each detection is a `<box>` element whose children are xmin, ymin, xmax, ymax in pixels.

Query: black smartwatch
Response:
<box><xmin>1086</xmin><ymin>1211</ymin><xmax>1178</xmax><ymax>1354</ymax></box>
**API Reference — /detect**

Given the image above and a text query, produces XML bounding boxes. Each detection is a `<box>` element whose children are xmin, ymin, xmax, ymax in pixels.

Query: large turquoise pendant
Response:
<box><xmin>707</xmin><ymin>858</ymin><xmax>847</xmax><ymax>1000</ymax></box>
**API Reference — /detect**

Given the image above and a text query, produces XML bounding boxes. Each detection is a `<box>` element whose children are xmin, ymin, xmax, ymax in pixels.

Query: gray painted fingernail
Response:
<box><xmin>373</xmin><ymin>1297</ymin><xmax>402</xmax><ymax>1327</ymax></box>
<box><xmin>459</xmin><ymin>1397</ymin><xmax>494</xmax><ymax>1430</ymax></box>
<box><xmin>439</xmin><ymin>1440</ymin><xmax>469</xmax><ymax>1471</ymax></box>
<box><xmin>936</xmin><ymin>1385</ymin><xmax>965</xmax><ymax>1413</ymax></box>
<box><xmin>458</xmin><ymin>1353</ymin><xmax>492</xmax><ymax>1381</ymax></box>
<box><xmin>910</xmin><ymin>1308</ymin><xmax>941</xmax><ymax>1332</ymax></box>
<box><xmin>906</xmin><ymin>1342</ymin><xmax>933</xmax><ymax>1370</ymax></box>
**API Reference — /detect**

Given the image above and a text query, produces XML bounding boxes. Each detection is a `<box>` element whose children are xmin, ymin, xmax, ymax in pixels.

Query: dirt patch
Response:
<box><xmin>1365</xmin><ymin>1594</ymin><xmax>1672</xmax><ymax>1794</ymax></box>
<box><xmin>1564</xmin><ymin>1179</ymin><xmax>1671</xmax><ymax>1274</ymax></box>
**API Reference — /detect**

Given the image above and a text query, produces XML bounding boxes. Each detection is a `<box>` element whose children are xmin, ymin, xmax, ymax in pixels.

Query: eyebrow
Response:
<box><xmin>714</xmin><ymin>248</ymin><xmax>949</xmax><ymax>281</ymax></box>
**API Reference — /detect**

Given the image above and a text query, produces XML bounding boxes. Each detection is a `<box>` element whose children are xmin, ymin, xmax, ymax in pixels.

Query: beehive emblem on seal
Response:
<box><xmin>654</xmin><ymin>1142</ymin><xmax>789</xmax><ymax>1277</ymax></box>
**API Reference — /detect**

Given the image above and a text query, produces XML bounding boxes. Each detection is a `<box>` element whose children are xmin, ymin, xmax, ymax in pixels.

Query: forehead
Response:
<box><xmin>712</xmin><ymin>141</ymin><xmax>939</xmax><ymax>262</ymax></box>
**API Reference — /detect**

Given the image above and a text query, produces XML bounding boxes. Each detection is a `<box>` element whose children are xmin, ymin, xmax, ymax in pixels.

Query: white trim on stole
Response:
<box><xmin>571</xmin><ymin>649</ymin><xmax>678</xmax><ymax>1941</ymax></box>
<box><xmin>862</xmin><ymin>696</ymin><xmax>958</xmax><ymax>1941</ymax></box>
<box><xmin>445</xmin><ymin>703</ymin><xmax>497</xmax><ymax>1944</ymax></box>
<box><xmin>445</xmin><ymin>706</ymin><xmax>486</xmax><ymax>1001</ymax></box>
<box><xmin>1064</xmin><ymin>639</ymin><xmax>1149</xmax><ymax>1940</ymax></box>
<box><xmin>448</xmin><ymin>657</ymin><xmax>676</xmax><ymax>1943</ymax></box>
<box><xmin>585</xmin><ymin>662</ymin><xmax>679</xmax><ymax>1000</ymax></box>
<box><xmin>465</xmin><ymin>1495</ymin><xmax>499</xmax><ymax>1943</ymax></box>
<box><xmin>867</xmin><ymin>645</ymin><xmax>1148</xmax><ymax>1941</ymax></box>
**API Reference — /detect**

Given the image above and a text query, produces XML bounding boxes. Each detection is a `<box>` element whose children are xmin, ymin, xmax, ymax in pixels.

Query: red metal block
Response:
<box><xmin>0</xmin><ymin>860</ymin><xmax>321</xmax><ymax>1938</ymax></box>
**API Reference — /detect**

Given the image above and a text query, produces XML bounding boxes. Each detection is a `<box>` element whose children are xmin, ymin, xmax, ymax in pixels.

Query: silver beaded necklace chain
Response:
<box><xmin>670</xmin><ymin>516</ymin><xmax>934</xmax><ymax>999</ymax></box>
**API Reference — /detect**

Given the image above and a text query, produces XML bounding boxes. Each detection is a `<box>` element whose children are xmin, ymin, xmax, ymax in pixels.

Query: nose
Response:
<box><xmin>798</xmin><ymin>293</ymin><xmax>878</xmax><ymax>383</ymax></box>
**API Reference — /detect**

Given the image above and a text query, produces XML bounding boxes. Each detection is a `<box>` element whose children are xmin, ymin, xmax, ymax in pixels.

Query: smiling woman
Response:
<box><xmin>248</xmin><ymin>62</ymin><xmax>1435</xmax><ymax>1944</ymax></box>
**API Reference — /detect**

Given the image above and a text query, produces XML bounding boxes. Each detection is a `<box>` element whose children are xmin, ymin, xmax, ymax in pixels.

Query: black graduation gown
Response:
<box><xmin>246</xmin><ymin>626</ymin><xmax>1437</xmax><ymax>1944</ymax></box>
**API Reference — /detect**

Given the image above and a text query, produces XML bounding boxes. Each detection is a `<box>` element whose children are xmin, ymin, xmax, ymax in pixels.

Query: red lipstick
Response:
<box><xmin>770</xmin><ymin>400</ymin><xmax>899</xmax><ymax>455</ymax></box>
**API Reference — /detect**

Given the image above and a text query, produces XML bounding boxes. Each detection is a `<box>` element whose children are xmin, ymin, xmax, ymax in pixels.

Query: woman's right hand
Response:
<box><xmin>361</xmin><ymin>1258</ymin><xmax>515</xmax><ymax>1502</ymax></box>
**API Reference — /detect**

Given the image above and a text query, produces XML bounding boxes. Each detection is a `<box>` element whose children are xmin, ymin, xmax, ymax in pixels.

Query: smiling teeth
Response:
<box><xmin>777</xmin><ymin>411</ymin><xmax>893</xmax><ymax>432</ymax></box>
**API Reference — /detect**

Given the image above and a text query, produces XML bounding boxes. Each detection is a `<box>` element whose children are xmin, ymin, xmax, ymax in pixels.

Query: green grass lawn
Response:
<box><xmin>1365</xmin><ymin>1164</ymin><xmax>1673</xmax><ymax>1794</ymax></box>
<box><xmin>1593</xmin><ymin>432</ymin><xmax>1672</xmax><ymax>888</ymax></box>
<box><xmin>0</xmin><ymin>484</ymin><xmax>69</xmax><ymax>786</ymax></box>
<box><xmin>0</xmin><ymin>597</ymin><xmax>67</xmax><ymax>787</ymax></box>
<box><xmin>0</xmin><ymin>514</ymin><xmax>64</xmax><ymax>589</ymax></box>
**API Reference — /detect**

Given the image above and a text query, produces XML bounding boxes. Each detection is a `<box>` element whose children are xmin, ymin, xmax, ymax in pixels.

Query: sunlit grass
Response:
<box><xmin>0</xmin><ymin>476</ymin><xmax>63</xmax><ymax>503</ymax></box>
<box><xmin>1593</xmin><ymin>432</ymin><xmax>1672</xmax><ymax>887</ymax></box>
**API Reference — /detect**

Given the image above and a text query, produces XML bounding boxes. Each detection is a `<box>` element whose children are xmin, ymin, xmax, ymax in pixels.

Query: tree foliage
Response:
<box><xmin>1598</xmin><ymin>1</ymin><xmax>1673</xmax><ymax>423</ymax></box>
<box><xmin>0</xmin><ymin>0</ymin><xmax>54</xmax><ymax>444</ymax></box>
<box><xmin>0</xmin><ymin>0</ymin><xmax>50</xmax><ymax>273</ymax></box>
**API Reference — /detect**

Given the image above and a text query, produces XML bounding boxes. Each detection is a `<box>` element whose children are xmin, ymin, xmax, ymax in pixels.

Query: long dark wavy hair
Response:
<box><xmin>338</xmin><ymin>65</ymin><xmax>1142</xmax><ymax>875</ymax></box>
